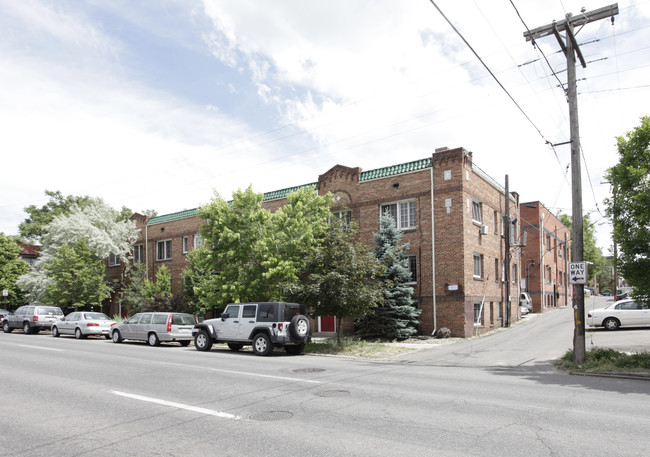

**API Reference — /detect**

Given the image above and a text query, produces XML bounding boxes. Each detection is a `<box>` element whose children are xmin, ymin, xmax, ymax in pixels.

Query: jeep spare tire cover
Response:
<box><xmin>289</xmin><ymin>315</ymin><xmax>310</xmax><ymax>341</ymax></box>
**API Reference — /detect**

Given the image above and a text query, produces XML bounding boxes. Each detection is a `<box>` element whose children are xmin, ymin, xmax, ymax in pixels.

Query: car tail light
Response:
<box><xmin>167</xmin><ymin>315</ymin><xmax>172</xmax><ymax>333</ymax></box>
<box><xmin>278</xmin><ymin>323</ymin><xmax>284</xmax><ymax>331</ymax></box>
<box><xmin>110</xmin><ymin>323</ymin><xmax>116</xmax><ymax>327</ymax></box>
<box><xmin>86</xmin><ymin>323</ymin><xmax>99</xmax><ymax>327</ymax></box>
<box><xmin>587</xmin><ymin>313</ymin><xmax>592</xmax><ymax>318</ymax></box>
<box><xmin>33</xmin><ymin>316</ymin><xmax>39</xmax><ymax>322</ymax></box>
<box><xmin>193</xmin><ymin>315</ymin><xmax>198</xmax><ymax>323</ymax></box>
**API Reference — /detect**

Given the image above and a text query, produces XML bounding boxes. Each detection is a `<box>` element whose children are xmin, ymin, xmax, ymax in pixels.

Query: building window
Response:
<box><xmin>157</xmin><ymin>240</ymin><xmax>172</xmax><ymax>261</ymax></box>
<box><xmin>331</xmin><ymin>209</ymin><xmax>351</xmax><ymax>224</ymax></box>
<box><xmin>547</xmin><ymin>235</ymin><xmax>552</xmax><ymax>251</ymax></box>
<box><xmin>471</xmin><ymin>200</ymin><xmax>482</xmax><ymax>223</ymax></box>
<box><xmin>546</xmin><ymin>265</ymin><xmax>552</xmax><ymax>284</ymax></box>
<box><xmin>512</xmin><ymin>264</ymin><xmax>517</xmax><ymax>284</ymax></box>
<box><xmin>473</xmin><ymin>303</ymin><xmax>483</xmax><ymax>326</ymax></box>
<box><xmin>380</xmin><ymin>200</ymin><xmax>416</xmax><ymax>230</ymax></box>
<box><xmin>473</xmin><ymin>254</ymin><xmax>483</xmax><ymax>279</ymax></box>
<box><xmin>133</xmin><ymin>244</ymin><xmax>144</xmax><ymax>264</ymax></box>
<box><xmin>501</xmin><ymin>261</ymin><xmax>505</xmax><ymax>282</ymax></box>
<box><xmin>108</xmin><ymin>254</ymin><xmax>120</xmax><ymax>267</ymax></box>
<box><xmin>194</xmin><ymin>235</ymin><xmax>204</xmax><ymax>249</ymax></box>
<box><xmin>182</xmin><ymin>236</ymin><xmax>188</xmax><ymax>254</ymax></box>
<box><xmin>405</xmin><ymin>255</ymin><xmax>417</xmax><ymax>283</ymax></box>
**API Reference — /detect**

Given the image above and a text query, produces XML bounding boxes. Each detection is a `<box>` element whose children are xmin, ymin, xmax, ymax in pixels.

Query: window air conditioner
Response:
<box><xmin>480</xmin><ymin>225</ymin><xmax>489</xmax><ymax>235</ymax></box>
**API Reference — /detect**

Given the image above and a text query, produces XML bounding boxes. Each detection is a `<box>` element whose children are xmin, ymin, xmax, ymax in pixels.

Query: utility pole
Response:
<box><xmin>504</xmin><ymin>174</ymin><xmax>511</xmax><ymax>327</ymax></box>
<box><xmin>524</xmin><ymin>4</ymin><xmax>618</xmax><ymax>364</ymax></box>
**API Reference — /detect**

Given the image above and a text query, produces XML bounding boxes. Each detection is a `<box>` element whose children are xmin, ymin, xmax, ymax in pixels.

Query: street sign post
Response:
<box><xmin>569</xmin><ymin>262</ymin><xmax>587</xmax><ymax>284</ymax></box>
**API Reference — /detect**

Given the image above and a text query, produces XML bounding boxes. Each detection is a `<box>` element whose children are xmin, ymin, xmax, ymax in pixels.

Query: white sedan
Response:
<box><xmin>587</xmin><ymin>299</ymin><xmax>650</xmax><ymax>330</ymax></box>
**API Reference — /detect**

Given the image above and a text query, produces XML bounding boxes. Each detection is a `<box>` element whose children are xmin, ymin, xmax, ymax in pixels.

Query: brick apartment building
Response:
<box><xmin>106</xmin><ymin>146</ymin><xmax>521</xmax><ymax>337</ymax></box>
<box><xmin>519</xmin><ymin>202</ymin><xmax>571</xmax><ymax>313</ymax></box>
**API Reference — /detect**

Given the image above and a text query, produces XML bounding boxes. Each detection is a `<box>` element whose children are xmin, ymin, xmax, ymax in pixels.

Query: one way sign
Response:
<box><xmin>569</xmin><ymin>262</ymin><xmax>587</xmax><ymax>284</ymax></box>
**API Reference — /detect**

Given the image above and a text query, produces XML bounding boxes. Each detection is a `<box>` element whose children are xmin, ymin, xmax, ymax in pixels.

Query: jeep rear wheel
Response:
<box><xmin>289</xmin><ymin>315</ymin><xmax>310</xmax><ymax>341</ymax></box>
<box><xmin>252</xmin><ymin>333</ymin><xmax>272</xmax><ymax>356</ymax></box>
<box><xmin>194</xmin><ymin>330</ymin><xmax>213</xmax><ymax>352</ymax></box>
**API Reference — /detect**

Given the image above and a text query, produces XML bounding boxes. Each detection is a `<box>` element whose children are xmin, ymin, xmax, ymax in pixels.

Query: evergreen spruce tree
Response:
<box><xmin>356</xmin><ymin>213</ymin><xmax>421</xmax><ymax>339</ymax></box>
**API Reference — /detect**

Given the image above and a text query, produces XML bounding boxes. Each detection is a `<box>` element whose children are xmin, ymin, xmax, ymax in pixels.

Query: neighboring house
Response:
<box><xmin>18</xmin><ymin>243</ymin><xmax>40</xmax><ymax>268</ymax></box>
<box><xmin>106</xmin><ymin>146</ymin><xmax>521</xmax><ymax>337</ymax></box>
<box><xmin>519</xmin><ymin>202</ymin><xmax>571</xmax><ymax>313</ymax></box>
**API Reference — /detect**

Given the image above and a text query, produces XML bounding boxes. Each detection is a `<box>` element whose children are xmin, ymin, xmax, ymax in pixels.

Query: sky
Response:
<box><xmin>1</xmin><ymin>0</ymin><xmax>649</xmax><ymax>252</ymax></box>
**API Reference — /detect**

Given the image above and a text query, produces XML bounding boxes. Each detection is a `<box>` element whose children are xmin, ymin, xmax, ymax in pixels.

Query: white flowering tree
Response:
<box><xmin>17</xmin><ymin>199</ymin><xmax>139</xmax><ymax>305</ymax></box>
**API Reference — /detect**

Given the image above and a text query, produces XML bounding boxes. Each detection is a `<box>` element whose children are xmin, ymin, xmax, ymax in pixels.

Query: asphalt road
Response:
<box><xmin>1</xmin><ymin>305</ymin><xmax>649</xmax><ymax>457</ymax></box>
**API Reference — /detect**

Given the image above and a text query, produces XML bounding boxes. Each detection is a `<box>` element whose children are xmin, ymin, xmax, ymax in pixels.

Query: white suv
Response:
<box><xmin>192</xmin><ymin>302</ymin><xmax>311</xmax><ymax>356</ymax></box>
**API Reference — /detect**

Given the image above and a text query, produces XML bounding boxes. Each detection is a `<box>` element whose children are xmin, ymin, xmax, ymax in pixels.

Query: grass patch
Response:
<box><xmin>556</xmin><ymin>347</ymin><xmax>650</xmax><ymax>373</ymax></box>
<box><xmin>305</xmin><ymin>337</ymin><xmax>416</xmax><ymax>359</ymax></box>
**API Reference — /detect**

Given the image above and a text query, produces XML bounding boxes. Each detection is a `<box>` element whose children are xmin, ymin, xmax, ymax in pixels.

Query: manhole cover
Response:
<box><xmin>292</xmin><ymin>368</ymin><xmax>325</xmax><ymax>373</ymax></box>
<box><xmin>314</xmin><ymin>390</ymin><xmax>350</xmax><ymax>398</ymax></box>
<box><xmin>249</xmin><ymin>411</ymin><xmax>294</xmax><ymax>422</ymax></box>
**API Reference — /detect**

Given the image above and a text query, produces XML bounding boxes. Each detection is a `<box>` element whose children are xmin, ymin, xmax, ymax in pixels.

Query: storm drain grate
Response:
<box><xmin>249</xmin><ymin>411</ymin><xmax>294</xmax><ymax>422</ymax></box>
<box><xmin>292</xmin><ymin>368</ymin><xmax>326</xmax><ymax>373</ymax></box>
<box><xmin>314</xmin><ymin>390</ymin><xmax>350</xmax><ymax>398</ymax></box>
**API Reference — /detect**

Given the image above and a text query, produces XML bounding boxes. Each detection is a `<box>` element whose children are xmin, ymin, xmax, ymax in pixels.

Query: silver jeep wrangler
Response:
<box><xmin>192</xmin><ymin>302</ymin><xmax>311</xmax><ymax>356</ymax></box>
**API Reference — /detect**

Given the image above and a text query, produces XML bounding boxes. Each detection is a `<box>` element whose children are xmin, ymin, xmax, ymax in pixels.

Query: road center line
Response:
<box><xmin>110</xmin><ymin>390</ymin><xmax>240</xmax><ymax>420</ymax></box>
<box><xmin>16</xmin><ymin>344</ymin><xmax>63</xmax><ymax>352</ymax></box>
<box><xmin>208</xmin><ymin>367</ymin><xmax>322</xmax><ymax>383</ymax></box>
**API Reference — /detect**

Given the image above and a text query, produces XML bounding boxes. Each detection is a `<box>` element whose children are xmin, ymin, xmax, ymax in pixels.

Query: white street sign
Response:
<box><xmin>569</xmin><ymin>262</ymin><xmax>587</xmax><ymax>284</ymax></box>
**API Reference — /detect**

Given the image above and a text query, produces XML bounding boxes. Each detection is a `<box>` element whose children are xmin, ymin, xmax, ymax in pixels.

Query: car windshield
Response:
<box><xmin>36</xmin><ymin>307</ymin><xmax>63</xmax><ymax>315</ymax></box>
<box><xmin>171</xmin><ymin>314</ymin><xmax>195</xmax><ymax>325</ymax></box>
<box><xmin>84</xmin><ymin>313</ymin><xmax>111</xmax><ymax>320</ymax></box>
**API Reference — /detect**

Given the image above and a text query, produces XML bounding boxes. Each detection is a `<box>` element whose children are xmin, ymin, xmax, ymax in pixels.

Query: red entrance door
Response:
<box><xmin>320</xmin><ymin>316</ymin><xmax>336</xmax><ymax>332</ymax></box>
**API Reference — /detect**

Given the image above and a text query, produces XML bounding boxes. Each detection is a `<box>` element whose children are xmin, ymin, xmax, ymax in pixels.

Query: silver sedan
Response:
<box><xmin>52</xmin><ymin>312</ymin><xmax>116</xmax><ymax>339</ymax></box>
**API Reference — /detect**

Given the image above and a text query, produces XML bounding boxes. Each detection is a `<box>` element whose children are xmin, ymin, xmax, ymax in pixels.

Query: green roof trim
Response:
<box><xmin>262</xmin><ymin>182</ymin><xmax>318</xmax><ymax>201</ymax></box>
<box><xmin>360</xmin><ymin>157</ymin><xmax>432</xmax><ymax>181</ymax></box>
<box><xmin>147</xmin><ymin>208</ymin><xmax>199</xmax><ymax>226</ymax></box>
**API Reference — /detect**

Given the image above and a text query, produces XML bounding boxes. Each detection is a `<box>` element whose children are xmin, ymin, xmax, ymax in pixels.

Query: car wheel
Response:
<box><xmin>285</xmin><ymin>343</ymin><xmax>305</xmax><ymax>355</ymax></box>
<box><xmin>52</xmin><ymin>326</ymin><xmax>60</xmax><ymax>338</ymax></box>
<box><xmin>104</xmin><ymin>334</ymin><xmax>111</xmax><ymax>340</ymax></box>
<box><xmin>23</xmin><ymin>322</ymin><xmax>31</xmax><ymax>334</ymax></box>
<box><xmin>75</xmin><ymin>328</ymin><xmax>85</xmax><ymax>339</ymax></box>
<box><xmin>112</xmin><ymin>330</ymin><xmax>123</xmax><ymax>343</ymax></box>
<box><xmin>252</xmin><ymin>333</ymin><xmax>272</xmax><ymax>356</ymax></box>
<box><xmin>179</xmin><ymin>340</ymin><xmax>190</xmax><ymax>347</ymax></box>
<box><xmin>2</xmin><ymin>322</ymin><xmax>12</xmax><ymax>333</ymax></box>
<box><xmin>289</xmin><ymin>315</ymin><xmax>310</xmax><ymax>341</ymax></box>
<box><xmin>227</xmin><ymin>343</ymin><xmax>244</xmax><ymax>352</ymax></box>
<box><xmin>603</xmin><ymin>317</ymin><xmax>620</xmax><ymax>330</ymax></box>
<box><xmin>147</xmin><ymin>332</ymin><xmax>160</xmax><ymax>346</ymax></box>
<box><xmin>194</xmin><ymin>330</ymin><xmax>213</xmax><ymax>352</ymax></box>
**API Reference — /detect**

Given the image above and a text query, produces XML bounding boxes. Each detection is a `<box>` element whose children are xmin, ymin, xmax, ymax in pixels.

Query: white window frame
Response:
<box><xmin>472</xmin><ymin>200</ymin><xmax>482</xmax><ymax>224</ymax></box>
<box><xmin>405</xmin><ymin>255</ymin><xmax>417</xmax><ymax>284</ymax></box>
<box><xmin>108</xmin><ymin>254</ymin><xmax>120</xmax><ymax>267</ymax></box>
<box><xmin>194</xmin><ymin>235</ymin><xmax>204</xmax><ymax>249</ymax></box>
<box><xmin>182</xmin><ymin>236</ymin><xmax>188</xmax><ymax>254</ymax></box>
<box><xmin>380</xmin><ymin>200</ymin><xmax>416</xmax><ymax>230</ymax></box>
<box><xmin>473</xmin><ymin>254</ymin><xmax>483</xmax><ymax>279</ymax></box>
<box><xmin>157</xmin><ymin>239</ymin><xmax>172</xmax><ymax>261</ymax></box>
<box><xmin>330</xmin><ymin>209</ymin><xmax>351</xmax><ymax>225</ymax></box>
<box><xmin>133</xmin><ymin>244</ymin><xmax>144</xmax><ymax>264</ymax></box>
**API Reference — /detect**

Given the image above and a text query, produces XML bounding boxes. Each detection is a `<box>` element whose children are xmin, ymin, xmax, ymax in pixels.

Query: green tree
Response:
<box><xmin>192</xmin><ymin>186</ymin><xmax>332</xmax><ymax>308</ymax></box>
<box><xmin>558</xmin><ymin>213</ymin><xmax>604</xmax><ymax>281</ymax></box>
<box><xmin>285</xmin><ymin>219</ymin><xmax>385</xmax><ymax>342</ymax></box>
<box><xmin>0</xmin><ymin>234</ymin><xmax>29</xmax><ymax>309</ymax></box>
<box><xmin>605</xmin><ymin>116</ymin><xmax>650</xmax><ymax>301</ymax></box>
<box><xmin>19</xmin><ymin>190</ymin><xmax>97</xmax><ymax>242</ymax></box>
<box><xmin>44</xmin><ymin>238</ymin><xmax>110</xmax><ymax>309</ymax></box>
<box><xmin>143</xmin><ymin>265</ymin><xmax>173</xmax><ymax>311</ymax></box>
<box><xmin>356</xmin><ymin>213</ymin><xmax>421</xmax><ymax>339</ymax></box>
<box><xmin>17</xmin><ymin>199</ymin><xmax>139</xmax><ymax>304</ymax></box>
<box><xmin>120</xmin><ymin>263</ymin><xmax>148</xmax><ymax>315</ymax></box>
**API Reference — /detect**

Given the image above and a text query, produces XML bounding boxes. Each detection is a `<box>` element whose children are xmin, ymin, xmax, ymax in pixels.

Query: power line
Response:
<box><xmin>426</xmin><ymin>0</ymin><xmax>553</xmax><ymax>147</ymax></box>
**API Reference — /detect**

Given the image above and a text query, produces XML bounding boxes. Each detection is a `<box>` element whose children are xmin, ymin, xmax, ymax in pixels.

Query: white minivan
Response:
<box><xmin>520</xmin><ymin>292</ymin><xmax>532</xmax><ymax>311</ymax></box>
